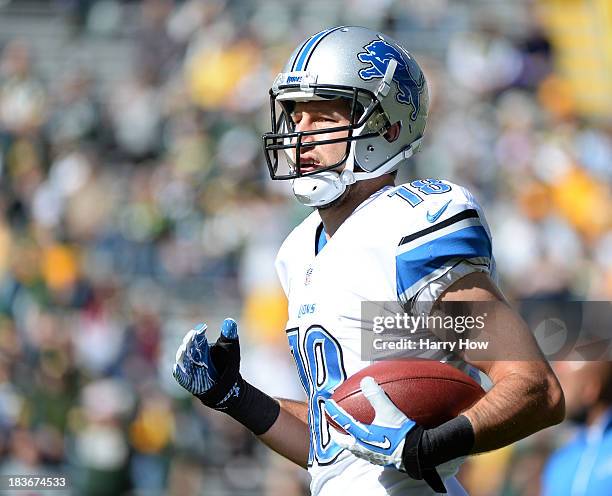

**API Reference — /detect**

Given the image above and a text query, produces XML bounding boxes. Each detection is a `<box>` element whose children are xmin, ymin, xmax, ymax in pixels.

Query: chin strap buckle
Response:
<box><xmin>340</xmin><ymin>169</ymin><xmax>356</xmax><ymax>185</ymax></box>
<box><xmin>403</xmin><ymin>138</ymin><xmax>423</xmax><ymax>159</ymax></box>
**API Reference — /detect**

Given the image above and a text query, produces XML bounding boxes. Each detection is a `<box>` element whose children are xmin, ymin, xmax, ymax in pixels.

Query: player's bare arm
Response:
<box><xmin>259</xmin><ymin>399</ymin><xmax>309</xmax><ymax>467</ymax></box>
<box><xmin>436</xmin><ymin>271</ymin><xmax>565</xmax><ymax>452</ymax></box>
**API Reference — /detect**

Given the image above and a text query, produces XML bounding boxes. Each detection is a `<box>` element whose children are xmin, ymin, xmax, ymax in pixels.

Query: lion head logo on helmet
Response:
<box><xmin>357</xmin><ymin>37</ymin><xmax>426</xmax><ymax>121</ymax></box>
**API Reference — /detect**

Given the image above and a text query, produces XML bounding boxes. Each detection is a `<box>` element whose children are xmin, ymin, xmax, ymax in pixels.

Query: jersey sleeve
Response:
<box><xmin>275</xmin><ymin>241</ymin><xmax>290</xmax><ymax>298</ymax></box>
<box><xmin>395</xmin><ymin>189</ymin><xmax>493</xmax><ymax>316</ymax></box>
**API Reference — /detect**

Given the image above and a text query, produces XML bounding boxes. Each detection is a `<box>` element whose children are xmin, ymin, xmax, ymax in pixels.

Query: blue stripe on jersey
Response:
<box><xmin>396</xmin><ymin>225</ymin><xmax>492</xmax><ymax>298</ymax></box>
<box><xmin>294</xmin><ymin>28</ymin><xmax>335</xmax><ymax>71</ymax></box>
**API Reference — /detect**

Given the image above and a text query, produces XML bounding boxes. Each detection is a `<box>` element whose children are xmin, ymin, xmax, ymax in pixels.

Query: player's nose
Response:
<box><xmin>294</xmin><ymin>112</ymin><xmax>313</xmax><ymax>132</ymax></box>
<box><xmin>294</xmin><ymin>113</ymin><xmax>319</xmax><ymax>141</ymax></box>
<box><xmin>291</xmin><ymin>127</ymin><xmax>316</xmax><ymax>148</ymax></box>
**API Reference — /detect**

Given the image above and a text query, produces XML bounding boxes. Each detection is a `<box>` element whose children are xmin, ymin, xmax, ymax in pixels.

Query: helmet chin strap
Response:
<box><xmin>290</xmin><ymin>139</ymin><xmax>358</xmax><ymax>208</ymax></box>
<box><xmin>291</xmin><ymin>171</ymin><xmax>348</xmax><ymax>207</ymax></box>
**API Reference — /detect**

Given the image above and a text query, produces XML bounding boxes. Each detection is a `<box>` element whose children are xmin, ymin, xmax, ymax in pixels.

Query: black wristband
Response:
<box><xmin>419</xmin><ymin>414</ymin><xmax>475</xmax><ymax>468</ymax></box>
<box><xmin>400</xmin><ymin>426</ymin><xmax>445</xmax><ymax>493</ymax></box>
<box><xmin>199</xmin><ymin>376</ymin><xmax>281</xmax><ymax>436</ymax></box>
<box><xmin>401</xmin><ymin>415</ymin><xmax>474</xmax><ymax>494</ymax></box>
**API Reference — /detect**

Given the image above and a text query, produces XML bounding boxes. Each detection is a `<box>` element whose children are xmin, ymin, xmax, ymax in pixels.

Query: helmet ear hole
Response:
<box><xmin>384</xmin><ymin>121</ymin><xmax>401</xmax><ymax>143</ymax></box>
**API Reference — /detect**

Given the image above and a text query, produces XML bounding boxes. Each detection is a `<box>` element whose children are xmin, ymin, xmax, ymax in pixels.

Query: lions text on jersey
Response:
<box><xmin>275</xmin><ymin>180</ymin><xmax>495</xmax><ymax>496</ymax></box>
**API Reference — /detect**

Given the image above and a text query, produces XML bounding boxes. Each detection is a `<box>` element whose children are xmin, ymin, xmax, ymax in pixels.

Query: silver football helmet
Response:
<box><xmin>262</xmin><ymin>26</ymin><xmax>429</xmax><ymax>207</ymax></box>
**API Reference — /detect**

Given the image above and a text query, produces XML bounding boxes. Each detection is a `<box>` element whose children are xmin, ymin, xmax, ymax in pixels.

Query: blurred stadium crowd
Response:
<box><xmin>0</xmin><ymin>0</ymin><xmax>610</xmax><ymax>495</ymax></box>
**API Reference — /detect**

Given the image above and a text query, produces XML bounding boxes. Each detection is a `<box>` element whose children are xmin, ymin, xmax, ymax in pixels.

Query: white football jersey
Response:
<box><xmin>275</xmin><ymin>180</ymin><xmax>495</xmax><ymax>496</ymax></box>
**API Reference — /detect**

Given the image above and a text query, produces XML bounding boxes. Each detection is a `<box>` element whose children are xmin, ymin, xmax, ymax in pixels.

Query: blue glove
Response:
<box><xmin>173</xmin><ymin>318</ymin><xmax>240</xmax><ymax>407</ymax></box>
<box><xmin>325</xmin><ymin>376</ymin><xmax>446</xmax><ymax>493</ymax></box>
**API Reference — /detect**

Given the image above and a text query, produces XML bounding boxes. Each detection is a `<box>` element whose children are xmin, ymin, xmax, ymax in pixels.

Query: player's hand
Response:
<box><xmin>173</xmin><ymin>318</ymin><xmax>242</xmax><ymax>409</ymax></box>
<box><xmin>325</xmin><ymin>376</ymin><xmax>415</xmax><ymax>469</ymax></box>
<box><xmin>325</xmin><ymin>377</ymin><xmax>446</xmax><ymax>493</ymax></box>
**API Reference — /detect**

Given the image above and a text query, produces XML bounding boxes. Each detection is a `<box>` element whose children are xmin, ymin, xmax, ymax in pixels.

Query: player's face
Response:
<box><xmin>289</xmin><ymin>99</ymin><xmax>352</xmax><ymax>173</ymax></box>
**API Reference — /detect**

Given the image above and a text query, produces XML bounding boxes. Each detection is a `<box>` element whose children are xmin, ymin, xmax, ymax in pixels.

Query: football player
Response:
<box><xmin>173</xmin><ymin>26</ymin><xmax>564</xmax><ymax>495</ymax></box>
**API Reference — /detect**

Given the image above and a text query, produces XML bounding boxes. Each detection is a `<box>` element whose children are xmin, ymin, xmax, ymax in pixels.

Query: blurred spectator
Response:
<box><xmin>135</xmin><ymin>0</ymin><xmax>184</xmax><ymax>86</ymax></box>
<box><xmin>46</xmin><ymin>68</ymin><xmax>103</xmax><ymax>147</ymax></box>
<box><xmin>0</xmin><ymin>39</ymin><xmax>47</xmax><ymax>138</ymax></box>
<box><xmin>108</xmin><ymin>67</ymin><xmax>164</xmax><ymax>160</ymax></box>
<box><xmin>543</xmin><ymin>362</ymin><xmax>612</xmax><ymax>496</ymax></box>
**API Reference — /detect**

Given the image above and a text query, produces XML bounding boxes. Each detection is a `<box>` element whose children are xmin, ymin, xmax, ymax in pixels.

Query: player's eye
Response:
<box><xmin>316</xmin><ymin>115</ymin><xmax>342</xmax><ymax>128</ymax></box>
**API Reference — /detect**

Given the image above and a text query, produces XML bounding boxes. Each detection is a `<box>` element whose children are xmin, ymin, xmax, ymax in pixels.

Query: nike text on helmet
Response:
<box><xmin>262</xmin><ymin>26</ymin><xmax>429</xmax><ymax>207</ymax></box>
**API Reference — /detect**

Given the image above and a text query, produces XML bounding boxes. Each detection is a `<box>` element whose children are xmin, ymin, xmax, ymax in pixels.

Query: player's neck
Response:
<box><xmin>318</xmin><ymin>176</ymin><xmax>395</xmax><ymax>237</ymax></box>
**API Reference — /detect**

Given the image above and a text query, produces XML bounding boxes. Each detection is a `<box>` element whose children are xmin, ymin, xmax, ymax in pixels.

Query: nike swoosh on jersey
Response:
<box><xmin>426</xmin><ymin>199</ymin><xmax>452</xmax><ymax>223</ymax></box>
<box><xmin>361</xmin><ymin>436</ymin><xmax>392</xmax><ymax>450</ymax></box>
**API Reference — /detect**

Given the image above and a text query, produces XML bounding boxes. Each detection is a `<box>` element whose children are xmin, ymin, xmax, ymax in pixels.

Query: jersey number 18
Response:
<box><xmin>287</xmin><ymin>325</ymin><xmax>347</xmax><ymax>465</ymax></box>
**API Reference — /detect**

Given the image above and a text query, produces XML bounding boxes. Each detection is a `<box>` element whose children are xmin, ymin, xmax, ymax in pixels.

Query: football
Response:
<box><xmin>328</xmin><ymin>359</ymin><xmax>485</xmax><ymax>429</ymax></box>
